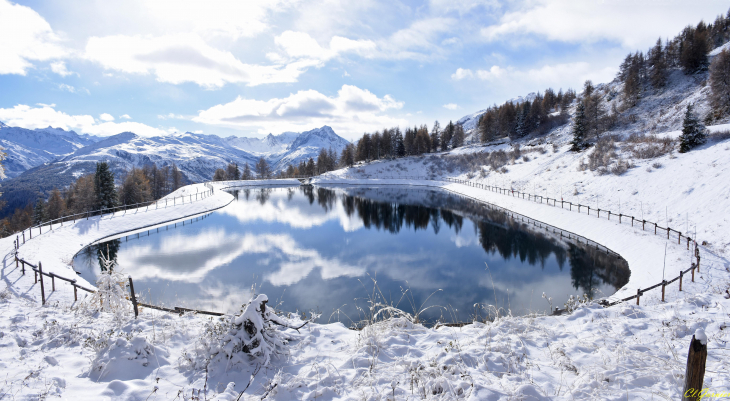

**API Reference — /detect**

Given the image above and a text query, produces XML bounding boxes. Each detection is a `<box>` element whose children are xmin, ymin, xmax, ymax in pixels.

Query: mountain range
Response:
<box><xmin>0</xmin><ymin>124</ymin><xmax>350</xmax><ymax>219</ymax></box>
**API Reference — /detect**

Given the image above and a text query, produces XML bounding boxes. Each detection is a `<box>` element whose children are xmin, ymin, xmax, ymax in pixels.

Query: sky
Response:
<box><xmin>0</xmin><ymin>0</ymin><xmax>729</xmax><ymax>141</ymax></box>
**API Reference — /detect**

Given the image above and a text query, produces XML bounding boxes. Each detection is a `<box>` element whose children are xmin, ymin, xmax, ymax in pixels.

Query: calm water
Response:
<box><xmin>74</xmin><ymin>186</ymin><xmax>629</xmax><ymax>324</ymax></box>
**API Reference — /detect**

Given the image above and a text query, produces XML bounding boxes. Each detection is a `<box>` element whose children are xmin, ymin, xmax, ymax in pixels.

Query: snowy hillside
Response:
<box><xmin>0</xmin><ymin>124</ymin><xmax>98</xmax><ymax>179</ymax></box>
<box><xmin>225</xmin><ymin>132</ymin><xmax>300</xmax><ymax>155</ymax></box>
<box><xmin>271</xmin><ymin>125</ymin><xmax>350</xmax><ymax>170</ymax></box>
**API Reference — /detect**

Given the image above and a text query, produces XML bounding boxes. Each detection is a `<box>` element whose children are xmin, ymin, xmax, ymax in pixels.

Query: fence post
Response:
<box><xmin>597</xmin><ymin>209</ymin><xmax>600</xmax><ymax>218</ymax></box>
<box><xmin>73</xmin><ymin>284</ymin><xmax>77</xmax><ymax>301</ymax></box>
<box><xmin>661</xmin><ymin>280</ymin><xmax>666</xmax><ymax>302</ymax></box>
<box><xmin>655</xmin><ymin>223</ymin><xmax>657</xmax><ymax>235</ymax></box>
<box><xmin>682</xmin><ymin>331</ymin><xmax>707</xmax><ymax>400</ymax></box>
<box><xmin>679</xmin><ymin>271</ymin><xmax>683</xmax><ymax>291</ymax></box>
<box><xmin>667</xmin><ymin>227</ymin><xmax>670</xmax><ymax>239</ymax></box>
<box><xmin>695</xmin><ymin>245</ymin><xmax>700</xmax><ymax>272</ymax></box>
<box><xmin>129</xmin><ymin>276</ymin><xmax>139</xmax><ymax>318</ymax></box>
<box><xmin>691</xmin><ymin>263</ymin><xmax>695</xmax><ymax>282</ymax></box>
<box><xmin>38</xmin><ymin>262</ymin><xmax>46</xmax><ymax>305</ymax></box>
<box><xmin>678</xmin><ymin>232</ymin><xmax>681</xmax><ymax>244</ymax></box>
<box><xmin>619</xmin><ymin>214</ymin><xmax>621</xmax><ymax>223</ymax></box>
<box><xmin>50</xmin><ymin>273</ymin><xmax>55</xmax><ymax>292</ymax></box>
<box><xmin>608</xmin><ymin>211</ymin><xmax>611</xmax><ymax>220</ymax></box>
<box><xmin>631</xmin><ymin>216</ymin><xmax>634</xmax><ymax>226</ymax></box>
<box><xmin>636</xmin><ymin>289</ymin><xmax>641</xmax><ymax>305</ymax></box>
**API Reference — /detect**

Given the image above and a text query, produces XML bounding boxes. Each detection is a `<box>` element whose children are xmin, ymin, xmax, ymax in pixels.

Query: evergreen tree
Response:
<box><xmin>394</xmin><ymin>128</ymin><xmax>405</xmax><ymax>157</ymax></box>
<box><xmin>649</xmin><ymin>38</ymin><xmax>667</xmax><ymax>88</ymax></box>
<box><xmin>430</xmin><ymin>121</ymin><xmax>441</xmax><ymax>152</ymax></box>
<box><xmin>32</xmin><ymin>198</ymin><xmax>47</xmax><ymax>225</ymax></box>
<box><xmin>515</xmin><ymin>107</ymin><xmax>527</xmax><ymax>138</ymax></box>
<box><xmin>94</xmin><ymin>161</ymin><xmax>117</xmax><ymax>210</ymax></box>
<box><xmin>242</xmin><ymin>162</ymin><xmax>253</xmax><ymax>180</ymax></box>
<box><xmin>452</xmin><ymin>124</ymin><xmax>465</xmax><ymax>147</ymax></box>
<box><xmin>441</xmin><ymin>121</ymin><xmax>454</xmax><ymax>151</ymax></box>
<box><xmin>678</xmin><ymin>104</ymin><xmax>707</xmax><ymax>152</ymax></box>
<box><xmin>570</xmin><ymin>102</ymin><xmax>588</xmax><ymax>151</ymax></box>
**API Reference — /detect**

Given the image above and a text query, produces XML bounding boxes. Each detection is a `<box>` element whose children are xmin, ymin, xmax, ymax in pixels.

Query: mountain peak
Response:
<box><xmin>0</xmin><ymin>121</ymin><xmax>8</xmax><ymax>128</ymax></box>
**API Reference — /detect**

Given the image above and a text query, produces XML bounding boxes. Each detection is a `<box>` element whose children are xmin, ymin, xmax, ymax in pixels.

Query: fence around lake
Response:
<box><xmin>12</xmin><ymin>176</ymin><xmax>703</xmax><ymax>314</ymax></box>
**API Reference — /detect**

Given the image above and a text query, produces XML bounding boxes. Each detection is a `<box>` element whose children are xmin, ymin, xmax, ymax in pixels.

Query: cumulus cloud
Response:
<box><xmin>481</xmin><ymin>0</ymin><xmax>726</xmax><ymax>50</ymax></box>
<box><xmin>451</xmin><ymin>62</ymin><xmax>616</xmax><ymax>96</ymax></box>
<box><xmin>193</xmin><ymin>84</ymin><xmax>407</xmax><ymax>139</ymax></box>
<box><xmin>443</xmin><ymin>103</ymin><xmax>458</xmax><ymax>110</ymax></box>
<box><xmin>120</xmin><ymin>114</ymin><xmax>131</xmax><ymax>119</ymax></box>
<box><xmin>84</xmin><ymin>33</ymin><xmax>321</xmax><ymax>88</ymax></box>
<box><xmin>0</xmin><ymin>0</ymin><xmax>67</xmax><ymax>75</ymax></box>
<box><xmin>0</xmin><ymin>104</ymin><xmax>168</xmax><ymax>137</ymax></box>
<box><xmin>99</xmin><ymin>113</ymin><xmax>114</xmax><ymax>122</ymax></box>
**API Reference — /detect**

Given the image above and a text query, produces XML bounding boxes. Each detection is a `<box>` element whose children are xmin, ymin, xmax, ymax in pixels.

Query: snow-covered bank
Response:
<box><xmin>0</xmin><ymin>174</ymin><xmax>728</xmax><ymax>399</ymax></box>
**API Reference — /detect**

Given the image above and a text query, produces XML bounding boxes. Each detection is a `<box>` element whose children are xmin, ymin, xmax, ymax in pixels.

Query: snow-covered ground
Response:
<box><xmin>0</xmin><ymin>145</ymin><xmax>728</xmax><ymax>399</ymax></box>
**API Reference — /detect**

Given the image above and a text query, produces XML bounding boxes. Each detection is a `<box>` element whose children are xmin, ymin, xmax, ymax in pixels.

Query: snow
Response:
<box><xmin>694</xmin><ymin>328</ymin><xmax>707</xmax><ymax>345</ymax></box>
<box><xmin>0</xmin><ymin>136</ymin><xmax>728</xmax><ymax>399</ymax></box>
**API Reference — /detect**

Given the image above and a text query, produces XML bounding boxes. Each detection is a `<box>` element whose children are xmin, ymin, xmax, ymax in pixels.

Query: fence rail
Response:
<box><xmin>15</xmin><ymin>187</ymin><xmax>215</xmax><ymax>247</ymax></box>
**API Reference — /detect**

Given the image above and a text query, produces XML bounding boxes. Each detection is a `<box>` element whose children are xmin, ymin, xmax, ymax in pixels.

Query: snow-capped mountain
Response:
<box><xmin>225</xmin><ymin>132</ymin><xmax>300</xmax><ymax>155</ymax></box>
<box><xmin>272</xmin><ymin>126</ymin><xmax>351</xmax><ymax>170</ymax></box>
<box><xmin>0</xmin><ymin>124</ymin><xmax>99</xmax><ymax>179</ymax></box>
<box><xmin>0</xmin><ymin>124</ymin><xmax>350</xmax><ymax>219</ymax></box>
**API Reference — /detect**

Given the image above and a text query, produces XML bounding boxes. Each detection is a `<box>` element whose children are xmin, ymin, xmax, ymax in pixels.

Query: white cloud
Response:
<box><xmin>50</xmin><ymin>61</ymin><xmax>74</xmax><ymax>77</ymax></box>
<box><xmin>57</xmin><ymin>83</ymin><xmax>90</xmax><ymax>95</ymax></box>
<box><xmin>99</xmin><ymin>113</ymin><xmax>114</xmax><ymax>121</ymax></box>
<box><xmin>84</xmin><ymin>33</ymin><xmax>319</xmax><ymax>88</ymax></box>
<box><xmin>0</xmin><ymin>104</ymin><xmax>168</xmax><ymax>137</ymax></box>
<box><xmin>0</xmin><ymin>0</ymin><xmax>68</xmax><ymax>75</ymax></box>
<box><xmin>157</xmin><ymin>113</ymin><xmax>185</xmax><ymax>120</ymax></box>
<box><xmin>120</xmin><ymin>114</ymin><xmax>131</xmax><ymax>119</ymax></box>
<box><xmin>193</xmin><ymin>84</ymin><xmax>406</xmax><ymax>140</ymax></box>
<box><xmin>443</xmin><ymin>103</ymin><xmax>458</xmax><ymax>110</ymax></box>
<box><xmin>481</xmin><ymin>0</ymin><xmax>727</xmax><ymax>50</ymax></box>
<box><xmin>272</xmin><ymin>31</ymin><xmax>376</xmax><ymax>66</ymax></box>
<box><xmin>452</xmin><ymin>62</ymin><xmax>617</xmax><ymax>92</ymax></box>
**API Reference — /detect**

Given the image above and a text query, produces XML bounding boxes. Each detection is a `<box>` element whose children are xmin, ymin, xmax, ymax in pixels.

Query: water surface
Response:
<box><xmin>74</xmin><ymin>186</ymin><xmax>629</xmax><ymax>324</ymax></box>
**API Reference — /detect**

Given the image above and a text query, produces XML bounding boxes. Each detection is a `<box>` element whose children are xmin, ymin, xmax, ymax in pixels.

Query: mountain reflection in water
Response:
<box><xmin>75</xmin><ymin>186</ymin><xmax>629</xmax><ymax>325</ymax></box>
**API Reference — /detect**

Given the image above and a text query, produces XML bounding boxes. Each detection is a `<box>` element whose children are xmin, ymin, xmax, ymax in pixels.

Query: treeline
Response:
<box><xmin>618</xmin><ymin>8</ymin><xmax>730</xmax><ymax>110</ymax></box>
<box><xmin>212</xmin><ymin>149</ymin><xmax>348</xmax><ymax>181</ymax></box>
<box><xmin>0</xmin><ymin>162</ymin><xmax>184</xmax><ymax>237</ymax></box>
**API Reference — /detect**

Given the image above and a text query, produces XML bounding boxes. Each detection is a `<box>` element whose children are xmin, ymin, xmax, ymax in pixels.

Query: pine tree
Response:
<box><xmin>649</xmin><ymin>38</ymin><xmax>667</xmax><ymax>88</ymax></box>
<box><xmin>678</xmin><ymin>104</ymin><xmax>707</xmax><ymax>153</ymax></box>
<box><xmin>32</xmin><ymin>198</ymin><xmax>47</xmax><ymax>225</ymax></box>
<box><xmin>515</xmin><ymin>107</ymin><xmax>527</xmax><ymax>138</ymax></box>
<box><xmin>430</xmin><ymin>121</ymin><xmax>441</xmax><ymax>152</ymax></box>
<box><xmin>451</xmin><ymin>124</ymin><xmax>465</xmax><ymax>148</ymax></box>
<box><xmin>94</xmin><ymin>161</ymin><xmax>117</xmax><ymax>210</ymax></box>
<box><xmin>394</xmin><ymin>128</ymin><xmax>405</xmax><ymax>157</ymax></box>
<box><xmin>570</xmin><ymin>102</ymin><xmax>588</xmax><ymax>152</ymax></box>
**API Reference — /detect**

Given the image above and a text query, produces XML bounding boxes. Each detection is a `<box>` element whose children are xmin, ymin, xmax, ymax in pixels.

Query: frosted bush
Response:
<box><xmin>82</xmin><ymin>249</ymin><xmax>130</xmax><ymax>319</ymax></box>
<box><xmin>190</xmin><ymin>294</ymin><xmax>302</xmax><ymax>371</ymax></box>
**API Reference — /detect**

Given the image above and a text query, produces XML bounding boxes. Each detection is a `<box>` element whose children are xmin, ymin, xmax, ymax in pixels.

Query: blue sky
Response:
<box><xmin>0</xmin><ymin>0</ymin><xmax>728</xmax><ymax>141</ymax></box>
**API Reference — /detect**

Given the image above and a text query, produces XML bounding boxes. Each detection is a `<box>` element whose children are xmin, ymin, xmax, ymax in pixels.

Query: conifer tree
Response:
<box><xmin>430</xmin><ymin>121</ymin><xmax>441</xmax><ymax>152</ymax></box>
<box><xmin>94</xmin><ymin>161</ymin><xmax>117</xmax><ymax>210</ymax></box>
<box><xmin>255</xmin><ymin>157</ymin><xmax>271</xmax><ymax>179</ymax></box>
<box><xmin>649</xmin><ymin>38</ymin><xmax>667</xmax><ymax>88</ymax></box>
<box><xmin>570</xmin><ymin>102</ymin><xmax>588</xmax><ymax>151</ymax></box>
<box><xmin>32</xmin><ymin>198</ymin><xmax>47</xmax><ymax>225</ymax></box>
<box><xmin>394</xmin><ymin>128</ymin><xmax>405</xmax><ymax>157</ymax></box>
<box><xmin>451</xmin><ymin>124</ymin><xmax>465</xmax><ymax>148</ymax></box>
<box><xmin>678</xmin><ymin>104</ymin><xmax>707</xmax><ymax>153</ymax></box>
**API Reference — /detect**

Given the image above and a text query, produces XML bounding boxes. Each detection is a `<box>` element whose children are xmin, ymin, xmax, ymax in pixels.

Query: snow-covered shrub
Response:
<box><xmin>189</xmin><ymin>294</ymin><xmax>300</xmax><ymax>371</ymax></box>
<box><xmin>624</xmin><ymin>133</ymin><xmax>675</xmax><ymax>159</ymax></box>
<box><xmin>82</xmin><ymin>249</ymin><xmax>130</xmax><ymax>319</ymax></box>
<box><xmin>587</xmin><ymin>136</ymin><xmax>618</xmax><ymax>174</ymax></box>
<box><xmin>563</xmin><ymin>294</ymin><xmax>591</xmax><ymax>313</ymax></box>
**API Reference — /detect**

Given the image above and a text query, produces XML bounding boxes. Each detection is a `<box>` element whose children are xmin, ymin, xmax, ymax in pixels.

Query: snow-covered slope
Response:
<box><xmin>225</xmin><ymin>131</ymin><xmax>299</xmax><ymax>155</ymax></box>
<box><xmin>0</xmin><ymin>124</ymin><xmax>98</xmax><ymax>179</ymax></box>
<box><xmin>271</xmin><ymin>125</ymin><xmax>351</xmax><ymax>170</ymax></box>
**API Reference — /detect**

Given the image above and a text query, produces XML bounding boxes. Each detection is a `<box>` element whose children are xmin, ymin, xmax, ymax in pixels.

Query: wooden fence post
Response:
<box><xmin>691</xmin><ymin>263</ymin><xmax>695</xmax><ymax>282</ymax></box>
<box><xmin>661</xmin><ymin>280</ymin><xmax>666</xmax><ymax>302</ymax></box>
<box><xmin>38</xmin><ymin>261</ymin><xmax>46</xmax><ymax>305</ymax></box>
<box><xmin>636</xmin><ymin>289</ymin><xmax>641</xmax><ymax>305</ymax></box>
<box><xmin>679</xmin><ymin>271</ymin><xmax>684</xmax><ymax>291</ymax></box>
<box><xmin>129</xmin><ymin>276</ymin><xmax>139</xmax><ymax>318</ymax></box>
<box><xmin>50</xmin><ymin>273</ymin><xmax>55</xmax><ymax>292</ymax></box>
<box><xmin>682</xmin><ymin>330</ymin><xmax>707</xmax><ymax>400</ymax></box>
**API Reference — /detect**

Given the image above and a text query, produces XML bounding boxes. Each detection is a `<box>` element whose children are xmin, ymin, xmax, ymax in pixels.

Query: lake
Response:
<box><xmin>74</xmin><ymin>185</ymin><xmax>629</xmax><ymax>325</ymax></box>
